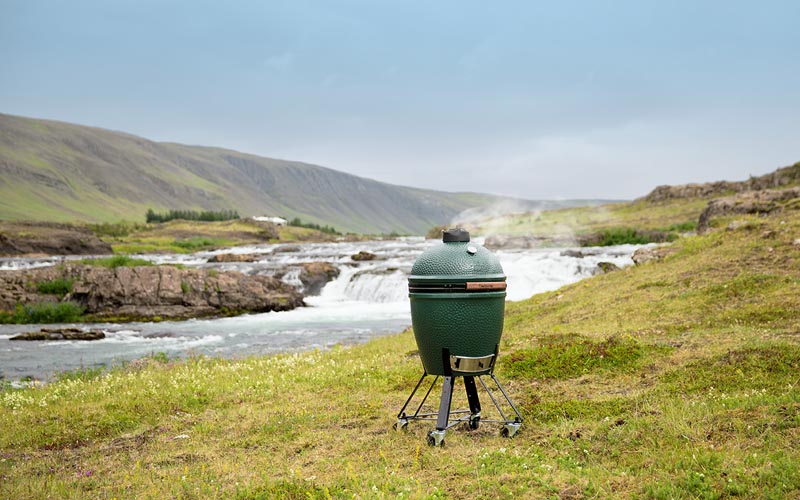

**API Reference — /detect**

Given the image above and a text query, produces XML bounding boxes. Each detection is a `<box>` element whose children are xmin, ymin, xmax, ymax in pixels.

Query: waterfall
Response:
<box><xmin>316</xmin><ymin>266</ymin><xmax>409</xmax><ymax>304</ymax></box>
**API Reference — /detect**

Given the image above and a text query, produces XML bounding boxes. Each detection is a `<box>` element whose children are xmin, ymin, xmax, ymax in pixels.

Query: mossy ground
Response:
<box><xmin>1</xmin><ymin>212</ymin><xmax>798</xmax><ymax>499</ymax></box>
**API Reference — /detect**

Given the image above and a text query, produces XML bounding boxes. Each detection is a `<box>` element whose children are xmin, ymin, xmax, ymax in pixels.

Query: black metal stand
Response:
<box><xmin>394</xmin><ymin>371</ymin><xmax>523</xmax><ymax>447</ymax></box>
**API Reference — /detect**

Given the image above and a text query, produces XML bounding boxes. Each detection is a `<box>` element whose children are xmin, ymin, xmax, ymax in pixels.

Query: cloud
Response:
<box><xmin>263</xmin><ymin>52</ymin><xmax>294</xmax><ymax>71</ymax></box>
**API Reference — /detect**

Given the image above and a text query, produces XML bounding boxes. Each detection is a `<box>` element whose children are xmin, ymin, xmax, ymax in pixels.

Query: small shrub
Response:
<box><xmin>0</xmin><ymin>301</ymin><xmax>85</xmax><ymax>324</ymax></box>
<box><xmin>36</xmin><ymin>278</ymin><xmax>74</xmax><ymax>297</ymax></box>
<box><xmin>79</xmin><ymin>255</ymin><xmax>153</xmax><ymax>268</ymax></box>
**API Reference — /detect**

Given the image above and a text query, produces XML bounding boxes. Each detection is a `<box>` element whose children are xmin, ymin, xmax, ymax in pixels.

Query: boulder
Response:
<box><xmin>631</xmin><ymin>246</ymin><xmax>676</xmax><ymax>266</ymax></box>
<box><xmin>298</xmin><ymin>262</ymin><xmax>340</xmax><ymax>295</ymax></box>
<box><xmin>351</xmin><ymin>251</ymin><xmax>377</xmax><ymax>261</ymax></box>
<box><xmin>596</xmin><ymin>262</ymin><xmax>620</xmax><ymax>273</ymax></box>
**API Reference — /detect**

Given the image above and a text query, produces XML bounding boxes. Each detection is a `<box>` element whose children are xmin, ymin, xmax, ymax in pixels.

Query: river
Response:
<box><xmin>0</xmin><ymin>238</ymin><xmax>643</xmax><ymax>381</ymax></box>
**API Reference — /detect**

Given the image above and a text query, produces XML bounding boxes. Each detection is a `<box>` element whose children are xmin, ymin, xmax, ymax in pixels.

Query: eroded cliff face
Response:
<box><xmin>0</xmin><ymin>264</ymin><xmax>304</xmax><ymax>321</ymax></box>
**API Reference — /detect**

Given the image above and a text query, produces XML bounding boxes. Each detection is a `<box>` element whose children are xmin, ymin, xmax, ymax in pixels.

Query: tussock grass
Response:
<box><xmin>1</xmin><ymin>212</ymin><xmax>798</xmax><ymax>498</ymax></box>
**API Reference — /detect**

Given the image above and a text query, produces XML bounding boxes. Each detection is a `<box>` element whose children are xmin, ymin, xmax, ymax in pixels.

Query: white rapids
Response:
<box><xmin>0</xmin><ymin>237</ymin><xmax>644</xmax><ymax>380</ymax></box>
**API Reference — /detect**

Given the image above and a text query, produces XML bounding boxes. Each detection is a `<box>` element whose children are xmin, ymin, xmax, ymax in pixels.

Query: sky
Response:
<box><xmin>1</xmin><ymin>1</ymin><xmax>798</xmax><ymax>200</ymax></box>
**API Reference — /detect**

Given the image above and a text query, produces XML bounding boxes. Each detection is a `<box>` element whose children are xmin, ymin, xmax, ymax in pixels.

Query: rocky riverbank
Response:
<box><xmin>0</xmin><ymin>264</ymin><xmax>304</xmax><ymax>321</ymax></box>
<box><xmin>0</xmin><ymin>221</ymin><xmax>112</xmax><ymax>256</ymax></box>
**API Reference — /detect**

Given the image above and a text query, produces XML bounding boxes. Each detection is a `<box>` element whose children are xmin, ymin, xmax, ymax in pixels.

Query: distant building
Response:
<box><xmin>252</xmin><ymin>216</ymin><xmax>287</xmax><ymax>226</ymax></box>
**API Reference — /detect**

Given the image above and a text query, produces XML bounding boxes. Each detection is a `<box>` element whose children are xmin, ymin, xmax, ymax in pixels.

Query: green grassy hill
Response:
<box><xmin>2</xmin><ymin>206</ymin><xmax>798</xmax><ymax>498</ymax></box>
<box><xmin>0</xmin><ymin>113</ymin><xmax>593</xmax><ymax>235</ymax></box>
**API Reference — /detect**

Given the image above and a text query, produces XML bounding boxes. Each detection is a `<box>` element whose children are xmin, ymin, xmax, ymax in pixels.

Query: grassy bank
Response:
<box><xmin>96</xmin><ymin>219</ymin><xmax>349</xmax><ymax>254</ymax></box>
<box><xmin>1</xmin><ymin>211</ymin><xmax>799</xmax><ymax>499</ymax></box>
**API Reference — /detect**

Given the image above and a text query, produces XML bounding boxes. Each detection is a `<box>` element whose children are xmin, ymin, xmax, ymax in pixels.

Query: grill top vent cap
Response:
<box><xmin>442</xmin><ymin>228</ymin><xmax>470</xmax><ymax>243</ymax></box>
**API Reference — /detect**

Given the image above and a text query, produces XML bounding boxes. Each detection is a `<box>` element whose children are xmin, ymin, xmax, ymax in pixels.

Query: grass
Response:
<box><xmin>78</xmin><ymin>254</ymin><xmax>153</xmax><ymax>268</ymax></box>
<box><xmin>0</xmin><ymin>301</ymin><xmax>85</xmax><ymax>324</ymax></box>
<box><xmin>0</xmin><ymin>211</ymin><xmax>798</xmax><ymax>498</ymax></box>
<box><xmin>98</xmin><ymin>219</ymin><xmax>303</xmax><ymax>253</ymax></box>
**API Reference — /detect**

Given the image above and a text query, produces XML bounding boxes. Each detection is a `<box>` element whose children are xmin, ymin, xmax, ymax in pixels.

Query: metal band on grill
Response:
<box><xmin>408</xmin><ymin>281</ymin><xmax>506</xmax><ymax>293</ymax></box>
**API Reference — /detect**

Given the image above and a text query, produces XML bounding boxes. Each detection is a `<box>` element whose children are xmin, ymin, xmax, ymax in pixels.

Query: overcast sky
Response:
<box><xmin>2</xmin><ymin>1</ymin><xmax>798</xmax><ymax>199</ymax></box>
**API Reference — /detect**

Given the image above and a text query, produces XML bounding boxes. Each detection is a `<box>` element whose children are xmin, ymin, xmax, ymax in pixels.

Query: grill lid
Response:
<box><xmin>409</xmin><ymin>228</ymin><xmax>505</xmax><ymax>285</ymax></box>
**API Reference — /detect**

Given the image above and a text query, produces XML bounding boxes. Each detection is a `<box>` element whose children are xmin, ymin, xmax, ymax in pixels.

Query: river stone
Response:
<box><xmin>207</xmin><ymin>253</ymin><xmax>263</xmax><ymax>263</ymax></box>
<box><xmin>11</xmin><ymin>328</ymin><xmax>105</xmax><ymax>341</ymax></box>
<box><xmin>351</xmin><ymin>251</ymin><xmax>377</xmax><ymax>261</ymax></box>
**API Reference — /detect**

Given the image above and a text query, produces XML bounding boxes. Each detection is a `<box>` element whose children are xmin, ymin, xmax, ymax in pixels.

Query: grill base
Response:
<box><xmin>394</xmin><ymin>371</ymin><xmax>523</xmax><ymax>446</ymax></box>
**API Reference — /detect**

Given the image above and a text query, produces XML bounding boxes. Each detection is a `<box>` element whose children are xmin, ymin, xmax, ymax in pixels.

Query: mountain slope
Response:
<box><xmin>0</xmin><ymin>113</ymin><xmax>587</xmax><ymax>234</ymax></box>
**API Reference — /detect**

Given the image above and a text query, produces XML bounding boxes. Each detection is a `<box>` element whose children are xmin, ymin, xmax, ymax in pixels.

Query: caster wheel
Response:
<box><xmin>501</xmin><ymin>422</ymin><xmax>521</xmax><ymax>438</ymax></box>
<box><xmin>427</xmin><ymin>430</ymin><xmax>446</xmax><ymax>447</ymax></box>
<box><xmin>393</xmin><ymin>419</ymin><xmax>409</xmax><ymax>432</ymax></box>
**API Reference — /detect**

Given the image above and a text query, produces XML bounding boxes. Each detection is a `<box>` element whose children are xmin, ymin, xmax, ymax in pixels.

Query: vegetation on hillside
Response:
<box><xmin>1</xmin><ymin>209</ymin><xmax>798</xmax><ymax>498</ymax></box>
<box><xmin>145</xmin><ymin>209</ymin><xmax>240</xmax><ymax>224</ymax></box>
<box><xmin>288</xmin><ymin>217</ymin><xmax>341</xmax><ymax>235</ymax></box>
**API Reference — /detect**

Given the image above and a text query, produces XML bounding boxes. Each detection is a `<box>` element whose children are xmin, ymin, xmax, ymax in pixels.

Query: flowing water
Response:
<box><xmin>0</xmin><ymin>238</ymin><xmax>643</xmax><ymax>381</ymax></box>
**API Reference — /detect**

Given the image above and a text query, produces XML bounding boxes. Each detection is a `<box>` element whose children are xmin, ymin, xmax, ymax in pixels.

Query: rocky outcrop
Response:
<box><xmin>697</xmin><ymin>187</ymin><xmax>800</xmax><ymax>233</ymax></box>
<box><xmin>0</xmin><ymin>264</ymin><xmax>304</xmax><ymax>321</ymax></box>
<box><xmin>640</xmin><ymin>162</ymin><xmax>800</xmax><ymax>202</ymax></box>
<box><xmin>298</xmin><ymin>262</ymin><xmax>340</xmax><ymax>295</ymax></box>
<box><xmin>10</xmin><ymin>328</ymin><xmax>105</xmax><ymax>341</ymax></box>
<box><xmin>0</xmin><ymin>222</ymin><xmax>112</xmax><ymax>256</ymax></box>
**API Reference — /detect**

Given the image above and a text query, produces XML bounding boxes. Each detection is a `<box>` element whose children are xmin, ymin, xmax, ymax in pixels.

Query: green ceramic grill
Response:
<box><xmin>408</xmin><ymin>227</ymin><xmax>507</xmax><ymax>376</ymax></box>
<box><xmin>395</xmin><ymin>228</ymin><xmax>522</xmax><ymax>446</ymax></box>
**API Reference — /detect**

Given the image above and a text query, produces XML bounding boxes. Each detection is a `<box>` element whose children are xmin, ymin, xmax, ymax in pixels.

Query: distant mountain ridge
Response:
<box><xmin>0</xmin><ymin>113</ymin><xmax>602</xmax><ymax>234</ymax></box>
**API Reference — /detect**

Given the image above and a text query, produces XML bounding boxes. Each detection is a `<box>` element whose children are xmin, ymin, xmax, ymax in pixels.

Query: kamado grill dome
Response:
<box><xmin>395</xmin><ymin>228</ymin><xmax>522</xmax><ymax>446</ymax></box>
<box><xmin>408</xmin><ymin>228</ymin><xmax>506</xmax><ymax>376</ymax></box>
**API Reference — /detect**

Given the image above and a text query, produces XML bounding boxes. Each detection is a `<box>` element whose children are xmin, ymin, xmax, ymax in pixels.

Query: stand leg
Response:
<box><xmin>428</xmin><ymin>376</ymin><xmax>454</xmax><ymax>446</ymax></box>
<box><xmin>436</xmin><ymin>376</ymin><xmax>454</xmax><ymax>430</ymax></box>
<box><xmin>464</xmin><ymin>376</ymin><xmax>481</xmax><ymax>429</ymax></box>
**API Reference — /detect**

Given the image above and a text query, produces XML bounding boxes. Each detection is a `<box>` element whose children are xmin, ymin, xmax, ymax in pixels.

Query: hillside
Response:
<box><xmin>1</xmin><ymin>201</ymin><xmax>798</xmax><ymax>498</ymax></box>
<box><xmin>462</xmin><ymin>161</ymin><xmax>800</xmax><ymax>245</ymax></box>
<box><xmin>0</xmin><ymin>113</ymin><xmax>591</xmax><ymax>235</ymax></box>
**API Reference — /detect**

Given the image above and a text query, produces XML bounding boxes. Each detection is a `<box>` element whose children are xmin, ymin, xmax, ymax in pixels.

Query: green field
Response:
<box><xmin>1</xmin><ymin>207</ymin><xmax>798</xmax><ymax>498</ymax></box>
